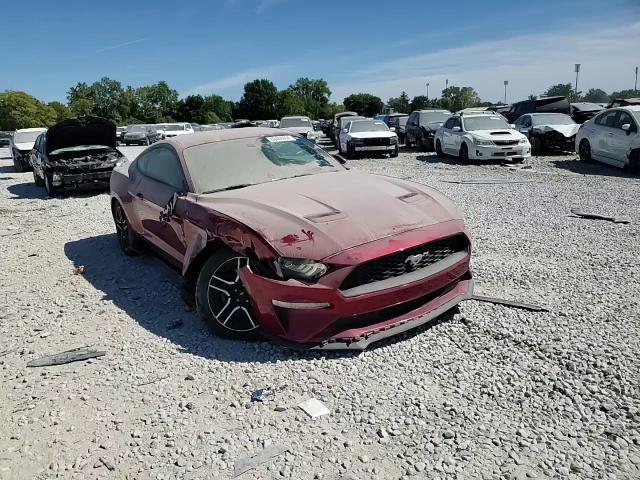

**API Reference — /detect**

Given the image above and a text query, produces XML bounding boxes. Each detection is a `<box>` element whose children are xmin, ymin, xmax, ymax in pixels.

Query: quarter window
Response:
<box><xmin>595</xmin><ymin>111</ymin><xmax>618</xmax><ymax>128</ymax></box>
<box><xmin>615</xmin><ymin>112</ymin><xmax>634</xmax><ymax>130</ymax></box>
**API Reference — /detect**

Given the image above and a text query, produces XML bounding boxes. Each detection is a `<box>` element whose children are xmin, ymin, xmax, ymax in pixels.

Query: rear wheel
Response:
<box><xmin>33</xmin><ymin>168</ymin><xmax>44</xmax><ymax>186</ymax></box>
<box><xmin>460</xmin><ymin>143</ymin><xmax>469</xmax><ymax>162</ymax></box>
<box><xmin>346</xmin><ymin>142</ymin><xmax>356</xmax><ymax>159</ymax></box>
<box><xmin>416</xmin><ymin>135</ymin><xmax>426</xmax><ymax>151</ymax></box>
<box><xmin>112</xmin><ymin>201</ymin><xmax>144</xmax><ymax>256</ymax></box>
<box><xmin>435</xmin><ymin>139</ymin><xmax>444</xmax><ymax>157</ymax></box>
<box><xmin>195</xmin><ymin>249</ymin><xmax>259</xmax><ymax>340</ymax></box>
<box><xmin>627</xmin><ymin>150</ymin><xmax>640</xmax><ymax>175</ymax></box>
<box><xmin>578</xmin><ymin>140</ymin><xmax>592</xmax><ymax>162</ymax></box>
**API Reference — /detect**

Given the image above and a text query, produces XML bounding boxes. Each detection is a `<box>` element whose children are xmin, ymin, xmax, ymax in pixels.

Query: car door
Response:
<box><xmin>440</xmin><ymin>118</ymin><xmax>454</xmax><ymax>152</ymax></box>
<box><xmin>406</xmin><ymin>113</ymin><xmax>417</xmax><ymax>143</ymax></box>
<box><xmin>609</xmin><ymin>111</ymin><xmax>637</xmax><ymax>167</ymax></box>
<box><xmin>591</xmin><ymin>110</ymin><xmax>619</xmax><ymax>162</ymax></box>
<box><xmin>128</xmin><ymin>146</ymin><xmax>189</xmax><ymax>265</ymax></box>
<box><xmin>443</xmin><ymin>117</ymin><xmax>461</xmax><ymax>153</ymax></box>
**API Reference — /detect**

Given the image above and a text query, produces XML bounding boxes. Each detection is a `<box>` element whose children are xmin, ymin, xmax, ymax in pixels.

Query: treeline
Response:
<box><xmin>0</xmin><ymin>77</ymin><xmax>637</xmax><ymax>131</ymax></box>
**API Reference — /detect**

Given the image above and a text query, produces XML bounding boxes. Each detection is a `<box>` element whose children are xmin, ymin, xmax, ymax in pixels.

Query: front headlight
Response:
<box><xmin>390</xmin><ymin>136</ymin><xmax>398</xmax><ymax>144</ymax></box>
<box><xmin>518</xmin><ymin>138</ymin><xmax>528</xmax><ymax>145</ymax></box>
<box><xmin>473</xmin><ymin>137</ymin><xmax>493</xmax><ymax>146</ymax></box>
<box><xmin>274</xmin><ymin>258</ymin><xmax>328</xmax><ymax>281</ymax></box>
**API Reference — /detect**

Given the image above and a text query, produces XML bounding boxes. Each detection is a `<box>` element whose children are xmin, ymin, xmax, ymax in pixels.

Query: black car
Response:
<box><xmin>504</xmin><ymin>96</ymin><xmax>569</xmax><ymax>123</ymax></box>
<box><xmin>387</xmin><ymin>115</ymin><xmax>409</xmax><ymax>143</ymax></box>
<box><xmin>123</xmin><ymin>125</ymin><xmax>161</xmax><ymax>145</ymax></box>
<box><xmin>116</xmin><ymin>126</ymin><xmax>126</xmax><ymax>144</ymax></box>
<box><xmin>30</xmin><ymin>116</ymin><xmax>126</xmax><ymax>197</ymax></box>
<box><xmin>405</xmin><ymin>109</ymin><xmax>452</xmax><ymax>150</ymax></box>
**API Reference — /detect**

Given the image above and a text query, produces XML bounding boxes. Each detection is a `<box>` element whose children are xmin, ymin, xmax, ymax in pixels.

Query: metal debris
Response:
<box><xmin>0</xmin><ymin>347</ymin><xmax>17</xmax><ymax>358</ymax></box>
<box><xmin>99</xmin><ymin>457</ymin><xmax>115</xmax><ymax>471</ymax></box>
<box><xmin>471</xmin><ymin>295</ymin><xmax>549</xmax><ymax>312</ymax></box>
<box><xmin>251</xmin><ymin>388</ymin><xmax>277</xmax><ymax>403</ymax></box>
<box><xmin>440</xmin><ymin>179</ymin><xmax>540</xmax><ymax>185</ymax></box>
<box><xmin>27</xmin><ymin>346</ymin><xmax>106</xmax><ymax>367</ymax></box>
<box><xmin>233</xmin><ymin>444</ymin><xmax>290</xmax><ymax>477</ymax></box>
<box><xmin>298</xmin><ymin>398</ymin><xmax>331</xmax><ymax>418</ymax></box>
<box><xmin>570</xmin><ymin>209</ymin><xmax>631</xmax><ymax>224</ymax></box>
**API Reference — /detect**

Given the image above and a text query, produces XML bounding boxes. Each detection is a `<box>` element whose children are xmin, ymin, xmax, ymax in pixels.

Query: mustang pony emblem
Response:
<box><xmin>404</xmin><ymin>253</ymin><xmax>425</xmax><ymax>269</ymax></box>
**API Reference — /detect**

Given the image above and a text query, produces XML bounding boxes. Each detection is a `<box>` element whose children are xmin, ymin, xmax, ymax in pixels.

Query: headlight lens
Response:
<box><xmin>390</xmin><ymin>136</ymin><xmax>398</xmax><ymax>144</ymax></box>
<box><xmin>274</xmin><ymin>258</ymin><xmax>328</xmax><ymax>281</ymax></box>
<box><xmin>473</xmin><ymin>137</ymin><xmax>493</xmax><ymax>146</ymax></box>
<box><xmin>518</xmin><ymin>138</ymin><xmax>528</xmax><ymax>145</ymax></box>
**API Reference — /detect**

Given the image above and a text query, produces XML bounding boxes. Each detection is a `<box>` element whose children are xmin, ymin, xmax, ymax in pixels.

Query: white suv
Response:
<box><xmin>575</xmin><ymin>106</ymin><xmax>640</xmax><ymax>173</ymax></box>
<box><xmin>434</xmin><ymin>113</ymin><xmax>530</xmax><ymax>162</ymax></box>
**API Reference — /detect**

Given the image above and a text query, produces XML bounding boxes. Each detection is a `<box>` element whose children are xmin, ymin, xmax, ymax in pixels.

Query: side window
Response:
<box><xmin>452</xmin><ymin>118</ymin><xmax>462</xmax><ymax>130</ymax></box>
<box><xmin>408</xmin><ymin>113</ymin><xmax>417</xmax><ymax>125</ymax></box>
<box><xmin>40</xmin><ymin>136</ymin><xmax>47</xmax><ymax>154</ymax></box>
<box><xmin>615</xmin><ymin>112</ymin><xmax>634</xmax><ymax>129</ymax></box>
<box><xmin>143</xmin><ymin>148</ymin><xmax>186</xmax><ymax>191</ymax></box>
<box><xmin>443</xmin><ymin>118</ymin><xmax>454</xmax><ymax>129</ymax></box>
<box><xmin>514</xmin><ymin>117</ymin><xmax>523</xmax><ymax>127</ymax></box>
<box><xmin>595</xmin><ymin>111</ymin><xmax>618</xmax><ymax>128</ymax></box>
<box><xmin>136</xmin><ymin>150</ymin><xmax>152</xmax><ymax>176</ymax></box>
<box><xmin>524</xmin><ymin>116</ymin><xmax>532</xmax><ymax>128</ymax></box>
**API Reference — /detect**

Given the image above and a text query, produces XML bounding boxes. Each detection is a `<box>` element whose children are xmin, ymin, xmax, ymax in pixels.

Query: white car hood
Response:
<box><xmin>14</xmin><ymin>142</ymin><xmax>35</xmax><ymax>151</ymax></box>
<box><xmin>283</xmin><ymin>126</ymin><xmax>314</xmax><ymax>135</ymax></box>
<box><xmin>469</xmin><ymin>129</ymin><xmax>525</xmax><ymax>141</ymax></box>
<box><xmin>165</xmin><ymin>130</ymin><xmax>189</xmax><ymax>135</ymax></box>
<box><xmin>533</xmin><ymin>124</ymin><xmax>580</xmax><ymax>138</ymax></box>
<box><xmin>349</xmin><ymin>131</ymin><xmax>397</xmax><ymax>139</ymax></box>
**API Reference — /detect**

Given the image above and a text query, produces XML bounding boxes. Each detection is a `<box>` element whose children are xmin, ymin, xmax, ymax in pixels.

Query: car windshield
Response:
<box><xmin>340</xmin><ymin>116</ymin><xmax>364</xmax><ymax>128</ymax></box>
<box><xmin>532</xmin><ymin>114</ymin><xmax>575</xmax><ymax>126</ymax></box>
<box><xmin>128</xmin><ymin>126</ymin><xmax>146</xmax><ymax>132</ymax></box>
<box><xmin>350</xmin><ymin>120</ymin><xmax>389</xmax><ymax>133</ymax></box>
<box><xmin>419</xmin><ymin>112</ymin><xmax>451</xmax><ymax>124</ymax></box>
<box><xmin>184</xmin><ymin>135</ymin><xmax>343</xmax><ymax>194</ymax></box>
<box><xmin>280</xmin><ymin>118</ymin><xmax>312</xmax><ymax>128</ymax></box>
<box><xmin>464</xmin><ymin>116</ymin><xmax>510</xmax><ymax>131</ymax></box>
<box><xmin>14</xmin><ymin>131</ymin><xmax>43</xmax><ymax>143</ymax></box>
<box><xmin>166</xmin><ymin>124</ymin><xmax>185</xmax><ymax>131</ymax></box>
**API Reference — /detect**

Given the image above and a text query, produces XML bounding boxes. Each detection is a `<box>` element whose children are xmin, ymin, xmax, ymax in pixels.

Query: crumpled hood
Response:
<box><xmin>470</xmin><ymin>129</ymin><xmax>526</xmax><ymax>141</ymax></box>
<box><xmin>423</xmin><ymin>121</ymin><xmax>445</xmax><ymax>132</ymax></box>
<box><xmin>14</xmin><ymin>142</ymin><xmax>35</xmax><ymax>151</ymax></box>
<box><xmin>47</xmin><ymin>116</ymin><xmax>116</xmax><ymax>154</ymax></box>
<box><xmin>282</xmin><ymin>126</ymin><xmax>314</xmax><ymax>135</ymax></box>
<box><xmin>532</xmin><ymin>124</ymin><xmax>580</xmax><ymax>138</ymax></box>
<box><xmin>349</xmin><ymin>131</ymin><xmax>397</xmax><ymax>139</ymax></box>
<box><xmin>195</xmin><ymin>170</ymin><xmax>462</xmax><ymax>259</ymax></box>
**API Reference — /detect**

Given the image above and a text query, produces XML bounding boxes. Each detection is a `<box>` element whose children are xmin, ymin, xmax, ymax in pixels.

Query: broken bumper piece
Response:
<box><xmin>52</xmin><ymin>170</ymin><xmax>113</xmax><ymax>190</ymax></box>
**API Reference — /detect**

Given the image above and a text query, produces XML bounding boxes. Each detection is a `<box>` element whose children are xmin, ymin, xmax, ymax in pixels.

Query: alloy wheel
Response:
<box><xmin>579</xmin><ymin>140</ymin><xmax>591</xmax><ymax>162</ymax></box>
<box><xmin>206</xmin><ymin>257</ymin><xmax>257</xmax><ymax>333</ymax></box>
<box><xmin>114</xmin><ymin>203</ymin><xmax>129</xmax><ymax>250</ymax></box>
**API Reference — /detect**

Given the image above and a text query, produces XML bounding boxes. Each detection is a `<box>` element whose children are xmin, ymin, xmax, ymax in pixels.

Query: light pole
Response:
<box><xmin>426</xmin><ymin>82</ymin><xmax>430</xmax><ymax>98</ymax></box>
<box><xmin>503</xmin><ymin>80</ymin><xmax>509</xmax><ymax>104</ymax></box>
<box><xmin>574</xmin><ymin>63</ymin><xmax>581</xmax><ymax>95</ymax></box>
<box><xmin>445</xmin><ymin>78</ymin><xmax>449</xmax><ymax>91</ymax></box>
<box><xmin>635</xmin><ymin>66</ymin><xmax>638</xmax><ymax>92</ymax></box>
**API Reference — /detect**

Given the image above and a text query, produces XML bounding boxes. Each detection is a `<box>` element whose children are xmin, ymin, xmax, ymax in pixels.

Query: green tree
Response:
<box><xmin>609</xmin><ymin>89</ymin><xmax>638</xmax><ymax>101</ymax></box>
<box><xmin>581</xmin><ymin>88</ymin><xmax>609</xmax><ymax>103</ymax></box>
<box><xmin>410</xmin><ymin>95</ymin><xmax>437</xmax><ymax>111</ymax></box>
<box><xmin>47</xmin><ymin>101</ymin><xmax>71</xmax><ymax>121</ymax></box>
<box><xmin>542</xmin><ymin>83</ymin><xmax>581</xmax><ymax>102</ymax></box>
<box><xmin>136</xmin><ymin>81</ymin><xmax>179</xmax><ymax>122</ymax></box>
<box><xmin>67</xmin><ymin>82</ymin><xmax>94</xmax><ymax>116</ymax></box>
<box><xmin>275</xmin><ymin>89</ymin><xmax>306</xmax><ymax>118</ymax></box>
<box><xmin>323</xmin><ymin>102</ymin><xmax>345</xmax><ymax>119</ymax></box>
<box><xmin>437</xmin><ymin>87</ymin><xmax>482</xmax><ymax>112</ymax></box>
<box><xmin>177</xmin><ymin>95</ymin><xmax>207</xmax><ymax>123</ymax></box>
<box><xmin>387</xmin><ymin>91</ymin><xmax>411</xmax><ymax>113</ymax></box>
<box><xmin>289</xmin><ymin>78</ymin><xmax>331</xmax><ymax>118</ymax></box>
<box><xmin>0</xmin><ymin>91</ymin><xmax>57</xmax><ymax>130</ymax></box>
<box><xmin>90</xmin><ymin>77</ymin><xmax>123</xmax><ymax>120</ymax></box>
<box><xmin>236</xmin><ymin>79</ymin><xmax>278</xmax><ymax>120</ymax></box>
<box><xmin>202</xmin><ymin>94</ymin><xmax>234</xmax><ymax>122</ymax></box>
<box><xmin>343</xmin><ymin>93</ymin><xmax>383</xmax><ymax>117</ymax></box>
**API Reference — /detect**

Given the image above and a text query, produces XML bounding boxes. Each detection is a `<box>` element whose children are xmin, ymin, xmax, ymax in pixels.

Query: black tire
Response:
<box><xmin>112</xmin><ymin>201</ymin><xmax>144</xmax><ymax>256</ymax></box>
<box><xmin>13</xmin><ymin>157</ymin><xmax>24</xmax><ymax>173</ymax></box>
<box><xmin>33</xmin><ymin>168</ymin><xmax>44</xmax><ymax>186</ymax></box>
<box><xmin>530</xmin><ymin>136</ymin><xmax>543</xmax><ymax>156</ymax></box>
<box><xmin>460</xmin><ymin>143</ymin><xmax>469</xmax><ymax>162</ymax></box>
<box><xmin>405</xmin><ymin>135</ymin><xmax>413</xmax><ymax>148</ymax></box>
<box><xmin>390</xmin><ymin>145</ymin><xmax>399</xmax><ymax>158</ymax></box>
<box><xmin>44</xmin><ymin>173</ymin><xmax>59</xmax><ymax>197</ymax></box>
<box><xmin>435</xmin><ymin>139</ymin><xmax>444</xmax><ymax>157</ymax></box>
<box><xmin>346</xmin><ymin>142</ymin><xmax>356</xmax><ymax>159</ymax></box>
<box><xmin>627</xmin><ymin>150</ymin><xmax>640</xmax><ymax>175</ymax></box>
<box><xmin>416</xmin><ymin>134</ymin><xmax>426</xmax><ymax>152</ymax></box>
<box><xmin>195</xmin><ymin>249</ymin><xmax>259</xmax><ymax>340</ymax></box>
<box><xmin>145</xmin><ymin>137</ymin><xmax>150</xmax><ymax>146</ymax></box>
<box><xmin>578</xmin><ymin>140</ymin><xmax>592</xmax><ymax>163</ymax></box>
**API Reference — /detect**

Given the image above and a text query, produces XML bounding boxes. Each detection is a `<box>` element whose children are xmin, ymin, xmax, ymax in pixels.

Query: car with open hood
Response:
<box><xmin>504</xmin><ymin>96</ymin><xmax>570</xmax><ymax>123</ymax></box>
<box><xmin>575</xmin><ymin>106</ymin><xmax>640</xmax><ymax>174</ymax></box>
<box><xmin>110</xmin><ymin>128</ymin><xmax>473</xmax><ymax>349</ymax></box>
<box><xmin>338</xmin><ymin>119</ymin><xmax>399</xmax><ymax>158</ymax></box>
<box><xmin>514</xmin><ymin>113</ymin><xmax>580</xmax><ymax>155</ymax></box>
<box><xmin>10</xmin><ymin>127</ymin><xmax>47</xmax><ymax>172</ymax></box>
<box><xmin>405</xmin><ymin>110</ymin><xmax>452</xmax><ymax>151</ymax></box>
<box><xmin>30</xmin><ymin>116</ymin><xmax>126</xmax><ymax>196</ymax></box>
<box><xmin>279</xmin><ymin>116</ymin><xmax>318</xmax><ymax>143</ymax></box>
<box><xmin>570</xmin><ymin>103</ymin><xmax>604</xmax><ymax>124</ymax></box>
<box><xmin>434</xmin><ymin>113</ymin><xmax>531</xmax><ymax>162</ymax></box>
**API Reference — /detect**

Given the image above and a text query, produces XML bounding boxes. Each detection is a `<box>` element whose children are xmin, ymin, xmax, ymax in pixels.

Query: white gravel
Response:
<box><xmin>0</xmin><ymin>139</ymin><xmax>639</xmax><ymax>480</ymax></box>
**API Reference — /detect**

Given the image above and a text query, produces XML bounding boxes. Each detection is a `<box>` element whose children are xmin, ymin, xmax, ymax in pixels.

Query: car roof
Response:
<box><xmin>621</xmin><ymin>105</ymin><xmax>640</xmax><ymax>112</ymax></box>
<box><xmin>165</xmin><ymin>127</ymin><xmax>288</xmax><ymax>150</ymax></box>
<box><xmin>281</xmin><ymin>115</ymin><xmax>309</xmax><ymax>119</ymax></box>
<box><xmin>529</xmin><ymin>112</ymin><xmax>570</xmax><ymax>116</ymax></box>
<box><xmin>415</xmin><ymin>109</ymin><xmax>450</xmax><ymax>113</ymax></box>
<box><xmin>15</xmin><ymin>127</ymin><xmax>47</xmax><ymax>133</ymax></box>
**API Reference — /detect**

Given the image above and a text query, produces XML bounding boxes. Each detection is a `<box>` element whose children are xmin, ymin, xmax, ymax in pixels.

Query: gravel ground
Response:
<box><xmin>0</xmin><ymin>138</ymin><xmax>639</xmax><ymax>480</ymax></box>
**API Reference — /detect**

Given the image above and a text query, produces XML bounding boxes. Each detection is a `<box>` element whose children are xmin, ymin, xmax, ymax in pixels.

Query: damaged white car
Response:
<box><xmin>514</xmin><ymin>113</ymin><xmax>579</xmax><ymax>155</ymax></box>
<box><xmin>338</xmin><ymin>119</ymin><xmax>399</xmax><ymax>158</ymax></box>
<box><xmin>434</xmin><ymin>113</ymin><xmax>530</xmax><ymax>162</ymax></box>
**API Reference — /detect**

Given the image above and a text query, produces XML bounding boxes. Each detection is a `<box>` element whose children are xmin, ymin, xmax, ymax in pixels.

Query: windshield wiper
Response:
<box><xmin>202</xmin><ymin>183</ymin><xmax>256</xmax><ymax>194</ymax></box>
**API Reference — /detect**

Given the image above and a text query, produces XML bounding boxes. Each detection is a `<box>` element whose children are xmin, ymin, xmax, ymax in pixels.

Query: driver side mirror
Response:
<box><xmin>621</xmin><ymin>123</ymin><xmax>631</xmax><ymax>133</ymax></box>
<box><xmin>341</xmin><ymin>128</ymin><xmax>348</xmax><ymax>133</ymax></box>
<box><xmin>510</xmin><ymin>124</ymin><xmax>516</xmax><ymax>129</ymax></box>
<box><xmin>389</xmin><ymin>127</ymin><xmax>396</xmax><ymax>132</ymax></box>
<box><xmin>452</xmin><ymin>126</ymin><xmax>461</xmax><ymax>132</ymax></box>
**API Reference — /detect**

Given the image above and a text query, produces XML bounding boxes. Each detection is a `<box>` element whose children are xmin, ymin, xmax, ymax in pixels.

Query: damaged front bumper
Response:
<box><xmin>50</xmin><ymin>169</ymin><xmax>114</xmax><ymax>190</ymax></box>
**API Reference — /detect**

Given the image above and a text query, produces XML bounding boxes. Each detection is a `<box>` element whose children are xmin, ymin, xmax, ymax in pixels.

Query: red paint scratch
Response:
<box><xmin>301</xmin><ymin>229</ymin><xmax>314</xmax><ymax>241</ymax></box>
<box><xmin>280</xmin><ymin>233</ymin><xmax>300</xmax><ymax>246</ymax></box>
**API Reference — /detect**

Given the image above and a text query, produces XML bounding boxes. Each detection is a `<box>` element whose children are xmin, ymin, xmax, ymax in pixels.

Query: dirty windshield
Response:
<box><xmin>464</xmin><ymin>116</ymin><xmax>510</xmax><ymax>131</ymax></box>
<box><xmin>349</xmin><ymin>120</ymin><xmax>389</xmax><ymax>132</ymax></box>
<box><xmin>185</xmin><ymin>135</ymin><xmax>343</xmax><ymax>193</ymax></box>
<box><xmin>279</xmin><ymin>117</ymin><xmax>312</xmax><ymax>128</ymax></box>
<box><xmin>532</xmin><ymin>114</ymin><xmax>576</xmax><ymax>125</ymax></box>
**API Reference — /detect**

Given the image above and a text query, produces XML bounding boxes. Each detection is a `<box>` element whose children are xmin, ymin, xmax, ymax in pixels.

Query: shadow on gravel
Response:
<box><xmin>64</xmin><ymin>234</ymin><xmax>453</xmax><ymax>363</ymax></box>
<box><xmin>0</xmin><ymin>165</ymin><xmax>18</xmax><ymax>173</ymax></box>
<box><xmin>7</xmin><ymin>182</ymin><xmax>110</xmax><ymax>200</ymax></box>
<box><xmin>417</xmin><ymin>154</ymin><xmax>525</xmax><ymax>167</ymax></box>
<box><xmin>551</xmin><ymin>159</ymin><xmax>637</xmax><ymax>178</ymax></box>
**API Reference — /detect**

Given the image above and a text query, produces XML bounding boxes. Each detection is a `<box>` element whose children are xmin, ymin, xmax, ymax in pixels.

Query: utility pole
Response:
<box><xmin>426</xmin><ymin>82</ymin><xmax>429</xmax><ymax>98</ymax></box>
<box><xmin>504</xmin><ymin>80</ymin><xmax>509</xmax><ymax>104</ymax></box>
<box><xmin>445</xmin><ymin>78</ymin><xmax>449</xmax><ymax>91</ymax></box>
<box><xmin>635</xmin><ymin>66</ymin><xmax>638</xmax><ymax>92</ymax></box>
<box><xmin>574</xmin><ymin>64</ymin><xmax>581</xmax><ymax>95</ymax></box>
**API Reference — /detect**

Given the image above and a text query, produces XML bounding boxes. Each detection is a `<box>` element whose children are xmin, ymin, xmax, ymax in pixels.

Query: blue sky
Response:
<box><xmin>1</xmin><ymin>0</ymin><xmax>639</xmax><ymax>104</ymax></box>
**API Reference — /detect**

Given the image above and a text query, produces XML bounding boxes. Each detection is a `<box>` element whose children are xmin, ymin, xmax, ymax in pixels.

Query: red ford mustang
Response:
<box><xmin>110</xmin><ymin>128</ymin><xmax>473</xmax><ymax>349</ymax></box>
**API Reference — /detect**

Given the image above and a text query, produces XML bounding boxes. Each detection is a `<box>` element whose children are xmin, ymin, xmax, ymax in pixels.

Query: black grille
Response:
<box><xmin>493</xmin><ymin>139</ymin><xmax>519</xmax><ymax>146</ymax></box>
<box><xmin>340</xmin><ymin>235</ymin><xmax>468</xmax><ymax>291</ymax></box>
<box><xmin>362</xmin><ymin>137</ymin><xmax>390</xmax><ymax>147</ymax></box>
